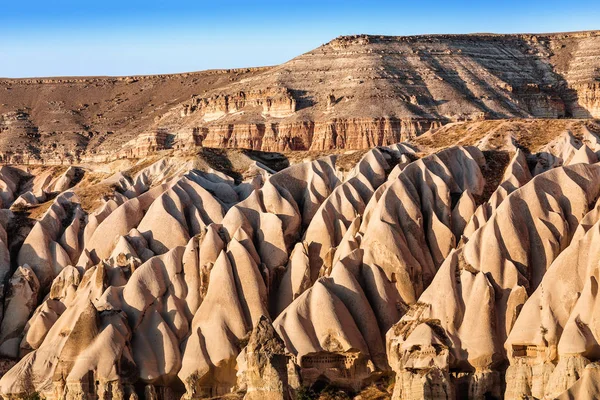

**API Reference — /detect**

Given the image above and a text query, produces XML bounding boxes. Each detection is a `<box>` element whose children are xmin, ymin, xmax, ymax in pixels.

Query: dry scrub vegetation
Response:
<box><xmin>74</xmin><ymin>182</ymin><xmax>119</xmax><ymax>213</ymax></box>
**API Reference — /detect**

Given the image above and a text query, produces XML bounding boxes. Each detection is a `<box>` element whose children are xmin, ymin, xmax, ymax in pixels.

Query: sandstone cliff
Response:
<box><xmin>1</xmin><ymin>31</ymin><xmax>600</xmax><ymax>163</ymax></box>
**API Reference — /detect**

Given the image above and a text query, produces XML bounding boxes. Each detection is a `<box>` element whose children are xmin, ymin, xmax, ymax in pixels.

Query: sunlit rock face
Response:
<box><xmin>1</xmin><ymin>31</ymin><xmax>600</xmax><ymax>163</ymax></box>
<box><xmin>0</xmin><ymin>30</ymin><xmax>600</xmax><ymax>400</ymax></box>
<box><xmin>0</xmin><ymin>129</ymin><xmax>598</xmax><ymax>399</ymax></box>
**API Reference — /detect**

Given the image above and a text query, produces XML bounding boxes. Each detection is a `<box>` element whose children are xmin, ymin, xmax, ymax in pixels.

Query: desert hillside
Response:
<box><xmin>1</xmin><ymin>30</ymin><xmax>600</xmax><ymax>163</ymax></box>
<box><xmin>2</xmin><ymin>30</ymin><xmax>600</xmax><ymax>400</ymax></box>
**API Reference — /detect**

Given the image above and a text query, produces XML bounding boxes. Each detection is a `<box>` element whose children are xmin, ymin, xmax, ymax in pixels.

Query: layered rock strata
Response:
<box><xmin>1</xmin><ymin>31</ymin><xmax>600</xmax><ymax>162</ymax></box>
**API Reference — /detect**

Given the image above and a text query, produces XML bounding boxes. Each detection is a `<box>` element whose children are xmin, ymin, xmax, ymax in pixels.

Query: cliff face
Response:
<box><xmin>197</xmin><ymin>118</ymin><xmax>441</xmax><ymax>152</ymax></box>
<box><xmin>181</xmin><ymin>88</ymin><xmax>297</xmax><ymax>121</ymax></box>
<box><xmin>1</xmin><ymin>30</ymin><xmax>600</xmax><ymax>162</ymax></box>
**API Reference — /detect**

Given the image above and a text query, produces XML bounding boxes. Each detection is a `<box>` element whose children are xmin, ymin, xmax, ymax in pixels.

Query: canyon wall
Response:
<box><xmin>0</xmin><ymin>31</ymin><xmax>599</xmax><ymax>163</ymax></box>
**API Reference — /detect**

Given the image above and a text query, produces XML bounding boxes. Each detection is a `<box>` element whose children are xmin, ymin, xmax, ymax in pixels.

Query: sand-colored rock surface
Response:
<box><xmin>2</xmin><ymin>29</ymin><xmax>600</xmax><ymax>400</ymax></box>
<box><xmin>1</xmin><ymin>31</ymin><xmax>600</xmax><ymax>163</ymax></box>
<box><xmin>0</xmin><ymin>116</ymin><xmax>599</xmax><ymax>399</ymax></box>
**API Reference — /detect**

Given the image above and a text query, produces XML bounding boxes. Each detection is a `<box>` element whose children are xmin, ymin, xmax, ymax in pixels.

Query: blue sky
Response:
<box><xmin>1</xmin><ymin>0</ymin><xmax>599</xmax><ymax>78</ymax></box>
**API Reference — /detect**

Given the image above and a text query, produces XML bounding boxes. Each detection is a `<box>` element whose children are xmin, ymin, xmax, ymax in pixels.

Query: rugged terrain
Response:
<box><xmin>1</xmin><ymin>30</ymin><xmax>600</xmax><ymax>400</ymax></box>
<box><xmin>0</xmin><ymin>116</ymin><xmax>596</xmax><ymax>399</ymax></box>
<box><xmin>1</xmin><ymin>31</ymin><xmax>600</xmax><ymax>163</ymax></box>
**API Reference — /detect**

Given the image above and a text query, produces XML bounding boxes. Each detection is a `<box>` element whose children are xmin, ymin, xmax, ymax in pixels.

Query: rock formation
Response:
<box><xmin>0</xmin><ymin>127</ymin><xmax>598</xmax><ymax>399</ymax></box>
<box><xmin>237</xmin><ymin>316</ymin><xmax>291</xmax><ymax>400</ymax></box>
<box><xmin>1</xmin><ymin>31</ymin><xmax>600</xmax><ymax>163</ymax></box>
<box><xmin>1</xmin><ymin>29</ymin><xmax>600</xmax><ymax>400</ymax></box>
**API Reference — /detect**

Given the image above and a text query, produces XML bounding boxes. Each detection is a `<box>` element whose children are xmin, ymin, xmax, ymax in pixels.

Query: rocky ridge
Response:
<box><xmin>0</xmin><ymin>118</ymin><xmax>597</xmax><ymax>399</ymax></box>
<box><xmin>2</xmin><ymin>29</ymin><xmax>600</xmax><ymax>400</ymax></box>
<box><xmin>1</xmin><ymin>31</ymin><xmax>600</xmax><ymax>163</ymax></box>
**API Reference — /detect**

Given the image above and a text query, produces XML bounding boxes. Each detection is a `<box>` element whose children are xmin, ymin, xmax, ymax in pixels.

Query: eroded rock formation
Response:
<box><xmin>0</xmin><ymin>30</ymin><xmax>600</xmax><ymax>400</ymax></box>
<box><xmin>0</xmin><ymin>132</ymin><xmax>598</xmax><ymax>399</ymax></box>
<box><xmin>1</xmin><ymin>31</ymin><xmax>600</xmax><ymax>163</ymax></box>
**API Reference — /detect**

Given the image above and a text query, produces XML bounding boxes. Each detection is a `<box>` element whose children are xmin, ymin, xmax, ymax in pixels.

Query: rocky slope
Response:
<box><xmin>0</xmin><ymin>118</ymin><xmax>598</xmax><ymax>399</ymax></box>
<box><xmin>1</xmin><ymin>30</ymin><xmax>600</xmax><ymax>163</ymax></box>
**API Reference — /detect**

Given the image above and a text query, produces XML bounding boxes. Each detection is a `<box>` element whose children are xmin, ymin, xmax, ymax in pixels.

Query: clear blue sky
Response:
<box><xmin>1</xmin><ymin>0</ymin><xmax>599</xmax><ymax>78</ymax></box>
